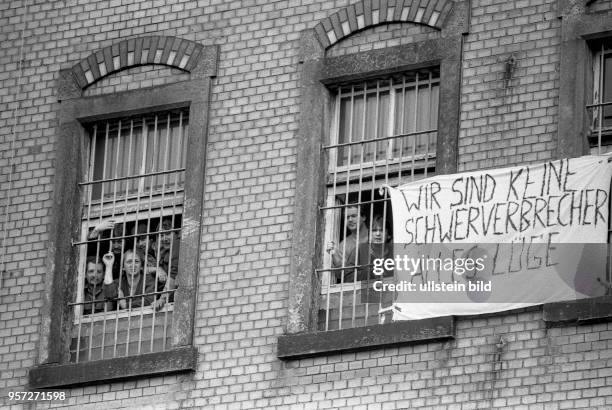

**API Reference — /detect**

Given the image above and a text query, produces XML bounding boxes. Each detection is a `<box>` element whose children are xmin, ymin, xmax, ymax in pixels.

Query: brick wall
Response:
<box><xmin>459</xmin><ymin>0</ymin><xmax>560</xmax><ymax>171</ymax></box>
<box><xmin>83</xmin><ymin>65</ymin><xmax>191</xmax><ymax>97</ymax></box>
<box><xmin>1</xmin><ymin>0</ymin><xmax>611</xmax><ymax>409</ymax></box>
<box><xmin>326</xmin><ymin>23</ymin><xmax>439</xmax><ymax>57</ymax></box>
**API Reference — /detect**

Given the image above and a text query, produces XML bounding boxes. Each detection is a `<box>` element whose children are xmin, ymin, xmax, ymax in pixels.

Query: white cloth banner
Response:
<box><xmin>386</xmin><ymin>155</ymin><xmax>612</xmax><ymax>320</ymax></box>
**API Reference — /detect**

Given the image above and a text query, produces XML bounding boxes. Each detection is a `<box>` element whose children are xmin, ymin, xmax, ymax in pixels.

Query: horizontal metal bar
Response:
<box><xmin>315</xmin><ymin>262</ymin><xmax>378</xmax><ymax>273</ymax></box>
<box><xmin>318</xmin><ymin>197</ymin><xmax>389</xmax><ymax>211</ymax></box>
<box><xmin>73</xmin><ymin>304</ymin><xmax>175</xmax><ymax>324</ymax></box>
<box><xmin>68</xmin><ymin>288</ymin><xmax>176</xmax><ymax>307</ymax></box>
<box><xmin>82</xmin><ymin>195</ymin><xmax>184</xmax><ymax>221</ymax></box>
<box><xmin>72</xmin><ymin>226</ymin><xmax>182</xmax><ymax>246</ymax></box>
<box><xmin>78</xmin><ymin>167</ymin><xmax>186</xmax><ymax>186</ymax></box>
<box><xmin>336</xmin><ymin>80</ymin><xmax>440</xmax><ymax>97</ymax></box>
<box><xmin>586</xmin><ymin>101</ymin><xmax>612</xmax><ymax>109</ymax></box>
<box><xmin>327</xmin><ymin>158</ymin><xmax>435</xmax><ymax>188</ymax></box>
<box><xmin>322</xmin><ymin>129</ymin><xmax>437</xmax><ymax>150</ymax></box>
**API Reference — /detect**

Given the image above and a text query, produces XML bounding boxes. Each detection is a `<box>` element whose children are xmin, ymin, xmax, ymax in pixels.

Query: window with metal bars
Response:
<box><xmin>590</xmin><ymin>39</ymin><xmax>612</xmax><ymax>155</ymax></box>
<box><xmin>318</xmin><ymin>68</ymin><xmax>439</xmax><ymax>331</ymax></box>
<box><xmin>70</xmin><ymin>108</ymin><xmax>188</xmax><ymax>363</ymax></box>
<box><xmin>589</xmin><ymin>40</ymin><xmax>612</xmax><ymax>295</ymax></box>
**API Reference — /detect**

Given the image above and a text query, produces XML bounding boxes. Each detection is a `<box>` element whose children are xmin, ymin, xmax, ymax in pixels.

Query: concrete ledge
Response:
<box><xmin>543</xmin><ymin>296</ymin><xmax>612</xmax><ymax>325</ymax></box>
<box><xmin>277</xmin><ymin>316</ymin><xmax>455</xmax><ymax>360</ymax></box>
<box><xmin>29</xmin><ymin>346</ymin><xmax>197</xmax><ymax>389</ymax></box>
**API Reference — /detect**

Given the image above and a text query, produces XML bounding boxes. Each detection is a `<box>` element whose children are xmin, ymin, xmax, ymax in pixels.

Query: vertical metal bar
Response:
<box><xmin>179</xmin><ymin>111</ymin><xmax>188</xmax><ymax>187</ymax></box>
<box><xmin>100</xmin><ymin>121</ymin><xmax>110</xmax><ymax>209</ymax></box>
<box><xmin>75</xmin><ymin>304</ymin><xmax>83</xmax><ymax>363</ymax></box>
<box><xmin>127</xmin><ymin>115</ymin><xmax>151</xmax><ymax>356</ymax></box>
<box><xmin>174</xmin><ymin>110</ymin><xmax>184</xmax><ymax>186</ymax></box>
<box><xmin>164</xmin><ymin>111</ymin><xmax>184</xmax><ymax>348</ymax></box>
<box><xmin>352</xmin><ymin>81</ymin><xmax>369</xmax><ymax>328</ymax></box>
<box><xmin>338</xmin><ymin>85</ymin><xmax>358</xmax><ymax>330</ymax></box>
<box><xmin>101</xmin><ymin>120</ymin><xmax>122</xmax><ymax>359</ymax></box>
<box><xmin>424</xmin><ymin>71</ymin><xmax>432</xmax><ymax>178</ymax></box>
<box><xmin>150</xmin><ymin>112</ymin><xmax>172</xmax><ymax>352</ymax></box>
<box><xmin>99</xmin><ymin>122</ymin><xmax>110</xmax><ymax>251</ymax></box>
<box><xmin>168</xmin><ymin>112</ymin><xmax>182</xmax><ymax>244</ymax></box>
<box><xmin>141</xmin><ymin>114</ymin><xmax>158</xmax><ymax>355</ymax></box>
<box><xmin>124</xmin><ymin>295</ymin><xmax>132</xmax><ymax>356</ymax></box>
<box><xmin>599</xmin><ymin>44</ymin><xmax>604</xmax><ymax>155</ymax></box>
<box><xmin>382</xmin><ymin>80</ymin><xmax>392</xmax><ymax>190</ymax></box>
<box><xmin>139</xmin><ymin>116</ymin><xmax>148</xmax><ymax>194</ymax></box>
<box><xmin>384</xmin><ymin>78</ymin><xmax>398</xmax><ymax>323</ymax></box>
<box><xmin>380</xmin><ymin>186</ymin><xmax>390</xmax><ymax>320</ymax></box>
<box><xmin>150</xmin><ymin>113</ymin><xmax>169</xmax><ymax>352</ymax></box>
<box><xmin>389</xmin><ymin>78</ymin><xmax>397</xmax><ymax>160</ymax></box>
<box><xmin>125</xmin><ymin>118</ymin><xmax>147</xmax><ymax>357</ymax></box>
<box><xmin>91</xmin><ymin>122</ymin><xmax>112</xmax><ymax>359</ymax></box>
<box><xmin>84</xmin><ymin>123</ymin><xmax>97</xmax><ymax>236</ymax></box>
<box><xmin>138</xmin><ymin>114</ymin><xmax>159</xmax><ymax>355</ymax></box>
<box><xmin>100</xmin><ymin>302</ymin><xmax>108</xmax><ymax>359</ymax></box>
<box><xmin>88</xmin><ymin>121</ymin><xmax>112</xmax><ymax>362</ymax></box>
<box><xmin>411</xmin><ymin>73</ymin><xmax>419</xmax><ymax>182</ymax></box>
<box><xmin>383</xmin><ymin>79</ymin><xmax>394</xmax><ymax>332</ymax></box>
<box><xmin>162</xmin><ymin>112</ymin><xmax>178</xmax><ymax>351</ymax></box>
<box><xmin>110</xmin><ymin>120</ymin><xmax>122</xmax><ymax>217</ymax></box>
<box><xmin>366</xmin><ymin>83</ymin><xmax>381</xmax><ymax>326</ymax></box>
<box><xmin>75</xmin><ymin>253</ymin><xmax>87</xmax><ymax>361</ymax></box>
<box><xmin>151</xmin><ymin>113</ymin><xmax>159</xmax><ymax>190</ymax></box>
<box><xmin>368</xmin><ymin>80</ymin><xmax>383</xmax><ymax>325</ymax></box>
<box><xmin>113</xmin><ymin>119</ymin><xmax>134</xmax><ymax>358</ymax></box>
<box><xmin>396</xmin><ymin>76</ymin><xmax>407</xmax><ymax>183</ymax></box>
<box><xmin>170</xmin><ymin>111</ymin><xmax>184</xmax><ymax>222</ymax></box>
<box><xmin>89</xmin><ymin>120</ymin><xmax>108</xmax><ymax>361</ymax></box>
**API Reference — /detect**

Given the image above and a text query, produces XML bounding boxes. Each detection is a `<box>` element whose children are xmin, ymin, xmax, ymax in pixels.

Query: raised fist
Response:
<box><xmin>102</xmin><ymin>252</ymin><xmax>115</xmax><ymax>268</ymax></box>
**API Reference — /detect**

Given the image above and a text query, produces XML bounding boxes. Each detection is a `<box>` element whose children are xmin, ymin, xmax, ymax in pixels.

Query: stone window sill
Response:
<box><xmin>28</xmin><ymin>346</ymin><xmax>197</xmax><ymax>389</ymax></box>
<box><xmin>543</xmin><ymin>296</ymin><xmax>612</xmax><ymax>325</ymax></box>
<box><xmin>277</xmin><ymin>316</ymin><xmax>454</xmax><ymax>359</ymax></box>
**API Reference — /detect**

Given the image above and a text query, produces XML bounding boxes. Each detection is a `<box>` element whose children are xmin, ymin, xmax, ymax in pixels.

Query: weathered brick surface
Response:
<box><xmin>326</xmin><ymin>23</ymin><xmax>440</xmax><ymax>57</ymax></box>
<box><xmin>83</xmin><ymin>65</ymin><xmax>191</xmax><ymax>97</ymax></box>
<box><xmin>1</xmin><ymin>0</ymin><xmax>611</xmax><ymax>409</ymax></box>
<box><xmin>459</xmin><ymin>0</ymin><xmax>560</xmax><ymax>171</ymax></box>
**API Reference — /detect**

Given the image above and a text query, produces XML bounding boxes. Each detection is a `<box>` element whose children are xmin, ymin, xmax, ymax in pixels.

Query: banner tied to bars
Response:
<box><xmin>382</xmin><ymin>155</ymin><xmax>612</xmax><ymax>321</ymax></box>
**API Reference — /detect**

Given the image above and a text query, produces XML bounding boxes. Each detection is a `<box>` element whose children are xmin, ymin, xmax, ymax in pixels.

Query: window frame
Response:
<box><xmin>557</xmin><ymin>6</ymin><xmax>612</xmax><ymax>158</ymax></box>
<box><xmin>282</xmin><ymin>9</ymin><xmax>467</xmax><ymax>356</ymax></box>
<box><xmin>328</xmin><ymin>71</ymin><xmax>440</xmax><ymax>174</ymax></box>
<box><xmin>74</xmin><ymin>109</ymin><xmax>189</xmax><ymax>325</ymax></box>
<box><xmin>73</xmin><ymin>106</ymin><xmax>189</xmax><ymax>326</ymax></box>
<box><xmin>31</xmin><ymin>44</ymin><xmax>217</xmax><ymax>387</ymax></box>
<box><xmin>318</xmin><ymin>70</ymin><xmax>441</xmax><ymax>334</ymax></box>
<box><xmin>588</xmin><ymin>38</ymin><xmax>612</xmax><ymax>151</ymax></box>
<box><xmin>322</xmin><ymin>69</ymin><xmax>440</xmax><ymax>286</ymax></box>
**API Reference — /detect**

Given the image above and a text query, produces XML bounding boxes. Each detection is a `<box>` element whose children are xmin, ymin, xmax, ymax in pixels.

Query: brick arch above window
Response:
<box><xmin>62</xmin><ymin>36</ymin><xmax>215</xmax><ymax>92</ymax></box>
<box><xmin>313</xmin><ymin>0</ymin><xmax>455</xmax><ymax>49</ymax></box>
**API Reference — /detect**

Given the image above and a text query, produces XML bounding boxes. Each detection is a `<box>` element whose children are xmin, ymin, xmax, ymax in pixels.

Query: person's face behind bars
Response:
<box><xmin>122</xmin><ymin>251</ymin><xmax>143</xmax><ymax>277</ymax></box>
<box><xmin>86</xmin><ymin>261</ymin><xmax>104</xmax><ymax>286</ymax></box>
<box><xmin>157</xmin><ymin>220</ymin><xmax>177</xmax><ymax>251</ymax></box>
<box><xmin>345</xmin><ymin>206</ymin><xmax>365</xmax><ymax>233</ymax></box>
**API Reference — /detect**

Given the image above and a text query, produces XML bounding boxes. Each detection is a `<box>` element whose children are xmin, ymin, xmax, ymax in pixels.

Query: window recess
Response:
<box><xmin>319</xmin><ymin>68</ymin><xmax>439</xmax><ymax>331</ymax></box>
<box><xmin>70</xmin><ymin>108</ymin><xmax>188</xmax><ymax>363</ymax></box>
<box><xmin>589</xmin><ymin>40</ymin><xmax>612</xmax><ymax>155</ymax></box>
